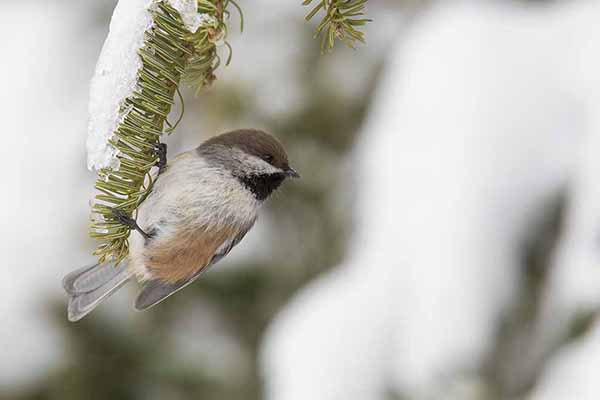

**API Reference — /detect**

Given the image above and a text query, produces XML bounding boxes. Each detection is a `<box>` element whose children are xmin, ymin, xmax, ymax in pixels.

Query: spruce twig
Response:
<box><xmin>90</xmin><ymin>0</ymin><xmax>240</xmax><ymax>265</ymax></box>
<box><xmin>302</xmin><ymin>0</ymin><xmax>372</xmax><ymax>53</ymax></box>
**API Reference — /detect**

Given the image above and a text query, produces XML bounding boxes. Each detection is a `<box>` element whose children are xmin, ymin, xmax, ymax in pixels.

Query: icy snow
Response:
<box><xmin>86</xmin><ymin>0</ymin><xmax>207</xmax><ymax>172</ymax></box>
<box><xmin>86</xmin><ymin>0</ymin><xmax>154</xmax><ymax>171</ymax></box>
<box><xmin>167</xmin><ymin>0</ymin><xmax>209</xmax><ymax>33</ymax></box>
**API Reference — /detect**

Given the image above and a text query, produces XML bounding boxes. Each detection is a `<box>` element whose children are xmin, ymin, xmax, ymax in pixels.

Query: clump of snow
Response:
<box><xmin>198</xmin><ymin>13</ymin><xmax>217</xmax><ymax>28</ymax></box>
<box><xmin>86</xmin><ymin>0</ymin><xmax>209</xmax><ymax>172</ymax></box>
<box><xmin>168</xmin><ymin>0</ymin><xmax>209</xmax><ymax>33</ymax></box>
<box><xmin>86</xmin><ymin>0</ymin><xmax>154</xmax><ymax>171</ymax></box>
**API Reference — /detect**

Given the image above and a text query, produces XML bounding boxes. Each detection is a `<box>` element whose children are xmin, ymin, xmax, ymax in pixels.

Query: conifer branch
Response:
<box><xmin>302</xmin><ymin>0</ymin><xmax>372</xmax><ymax>53</ymax></box>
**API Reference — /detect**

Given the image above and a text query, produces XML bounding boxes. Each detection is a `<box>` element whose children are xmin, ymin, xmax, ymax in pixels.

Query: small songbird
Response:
<box><xmin>63</xmin><ymin>129</ymin><xmax>299</xmax><ymax>321</ymax></box>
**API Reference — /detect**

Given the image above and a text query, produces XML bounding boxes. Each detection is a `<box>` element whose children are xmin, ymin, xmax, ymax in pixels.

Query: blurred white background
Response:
<box><xmin>263</xmin><ymin>1</ymin><xmax>600</xmax><ymax>399</ymax></box>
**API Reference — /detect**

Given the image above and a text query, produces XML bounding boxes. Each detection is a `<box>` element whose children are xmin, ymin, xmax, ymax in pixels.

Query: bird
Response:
<box><xmin>63</xmin><ymin>129</ymin><xmax>299</xmax><ymax>322</ymax></box>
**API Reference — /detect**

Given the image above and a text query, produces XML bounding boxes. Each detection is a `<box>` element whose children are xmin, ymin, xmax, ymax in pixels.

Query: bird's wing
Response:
<box><xmin>134</xmin><ymin>223</ymin><xmax>253</xmax><ymax>310</ymax></box>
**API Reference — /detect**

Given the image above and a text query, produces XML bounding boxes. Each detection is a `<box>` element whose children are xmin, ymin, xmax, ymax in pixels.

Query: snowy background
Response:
<box><xmin>2</xmin><ymin>0</ymin><xmax>600</xmax><ymax>399</ymax></box>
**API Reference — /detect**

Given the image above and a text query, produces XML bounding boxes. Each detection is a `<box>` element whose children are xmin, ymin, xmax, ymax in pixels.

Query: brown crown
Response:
<box><xmin>200</xmin><ymin>129</ymin><xmax>290</xmax><ymax>170</ymax></box>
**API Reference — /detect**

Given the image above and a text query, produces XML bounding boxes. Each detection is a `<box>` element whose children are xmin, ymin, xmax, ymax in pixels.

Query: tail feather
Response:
<box><xmin>63</xmin><ymin>263</ymin><xmax>125</xmax><ymax>294</ymax></box>
<box><xmin>63</xmin><ymin>263</ymin><xmax>131</xmax><ymax>322</ymax></box>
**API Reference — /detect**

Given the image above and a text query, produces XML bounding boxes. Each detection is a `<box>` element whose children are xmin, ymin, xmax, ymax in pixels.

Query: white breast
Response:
<box><xmin>127</xmin><ymin>151</ymin><xmax>260</xmax><ymax>280</ymax></box>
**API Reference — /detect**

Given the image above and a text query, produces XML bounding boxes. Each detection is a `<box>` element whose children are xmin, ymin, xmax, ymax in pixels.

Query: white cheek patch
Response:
<box><xmin>232</xmin><ymin>148</ymin><xmax>283</xmax><ymax>175</ymax></box>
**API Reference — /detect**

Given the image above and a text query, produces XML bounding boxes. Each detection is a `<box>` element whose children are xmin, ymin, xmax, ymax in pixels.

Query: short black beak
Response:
<box><xmin>285</xmin><ymin>167</ymin><xmax>300</xmax><ymax>178</ymax></box>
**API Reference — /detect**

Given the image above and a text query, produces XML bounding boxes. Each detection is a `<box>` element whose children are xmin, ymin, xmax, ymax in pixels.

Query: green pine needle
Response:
<box><xmin>90</xmin><ymin>0</ymin><xmax>241</xmax><ymax>265</ymax></box>
<box><xmin>303</xmin><ymin>0</ymin><xmax>372</xmax><ymax>53</ymax></box>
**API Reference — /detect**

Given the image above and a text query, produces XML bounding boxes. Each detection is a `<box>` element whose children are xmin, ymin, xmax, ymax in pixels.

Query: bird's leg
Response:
<box><xmin>154</xmin><ymin>142</ymin><xmax>167</xmax><ymax>174</ymax></box>
<box><xmin>112</xmin><ymin>209</ymin><xmax>152</xmax><ymax>240</ymax></box>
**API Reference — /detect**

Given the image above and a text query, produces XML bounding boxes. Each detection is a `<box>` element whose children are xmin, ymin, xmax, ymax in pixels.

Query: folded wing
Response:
<box><xmin>135</xmin><ymin>222</ymin><xmax>254</xmax><ymax>310</ymax></box>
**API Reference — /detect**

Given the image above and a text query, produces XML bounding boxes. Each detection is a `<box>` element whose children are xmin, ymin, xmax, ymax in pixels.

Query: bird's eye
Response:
<box><xmin>262</xmin><ymin>154</ymin><xmax>274</xmax><ymax>163</ymax></box>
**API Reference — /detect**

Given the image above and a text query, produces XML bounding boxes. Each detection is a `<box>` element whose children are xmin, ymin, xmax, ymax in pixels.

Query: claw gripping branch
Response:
<box><xmin>89</xmin><ymin>0</ymin><xmax>241</xmax><ymax>265</ymax></box>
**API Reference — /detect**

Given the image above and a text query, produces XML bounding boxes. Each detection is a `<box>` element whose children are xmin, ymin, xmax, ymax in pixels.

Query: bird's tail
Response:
<box><xmin>62</xmin><ymin>263</ymin><xmax>132</xmax><ymax>322</ymax></box>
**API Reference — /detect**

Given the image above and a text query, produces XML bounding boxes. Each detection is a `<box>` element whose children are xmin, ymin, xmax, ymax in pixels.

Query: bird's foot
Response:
<box><xmin>154</xmin><ymin>142</ymin><xmax>167</xmax><ymax>174</ymax></box>
<box><xmin>112</xmin><ymin>209</ymin><xmax>152</xmax><ymax>240</ymax></box>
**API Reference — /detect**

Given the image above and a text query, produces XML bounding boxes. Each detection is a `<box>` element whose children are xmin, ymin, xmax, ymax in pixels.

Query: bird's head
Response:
<box><xmin>197</xmin><ymin>129</ymin><xmax>299</xmax><ymax>200</ymax></box>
